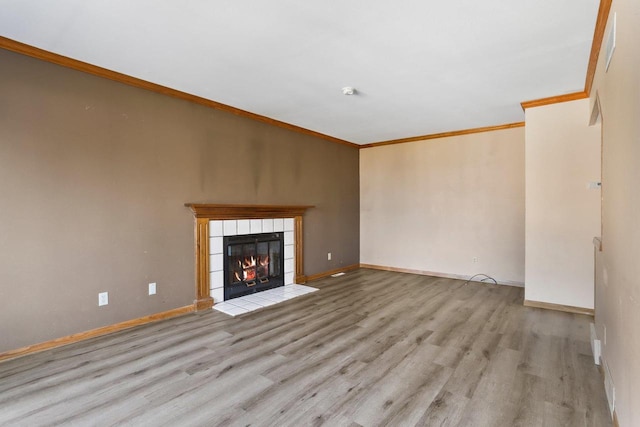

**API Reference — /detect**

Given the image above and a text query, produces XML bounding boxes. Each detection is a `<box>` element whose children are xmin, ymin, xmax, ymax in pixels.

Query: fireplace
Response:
<box><xmin>224</xmin><ymin>232</ymin><xmax>284</xmax><ymax>300</ymax></box>
<box><xmin>184</xmin><ymin>204</ymin><xmax>314</xmax><ymax>310</ymax></box>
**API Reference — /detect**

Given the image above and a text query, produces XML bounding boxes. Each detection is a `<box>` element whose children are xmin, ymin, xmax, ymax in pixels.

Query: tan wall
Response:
<box><xmin>524</xmin><ymin>98</ymin><xmax>601</xmax><ymax>309</ymax></box>
<box><xmin>590</xmin><ymin>0</ymin><xmax>640</xmax><ymax>424</ymax></box>
<box><xmin>360</xmin><ymin>128</ymin><xmax>525</xmax><ymax>284</ymax></box>
<box><xmin>0</xmin><ymin>50</ymin><xmax>360</xmax><ymax>353</ymax></box>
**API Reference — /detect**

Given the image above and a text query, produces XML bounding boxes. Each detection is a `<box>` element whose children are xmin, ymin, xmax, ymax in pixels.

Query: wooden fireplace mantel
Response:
<box><xmin>185</xmin><ymin>204</ymin><xmax>314</xmax><ymax>310</ymax></box>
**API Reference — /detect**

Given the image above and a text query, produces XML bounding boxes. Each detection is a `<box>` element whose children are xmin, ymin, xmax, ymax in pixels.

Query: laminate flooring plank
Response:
<box><xmin>441</xmin><ymin>330</ymin><xmax>503</xmax><ymax>399</ymax></box>
<box><xmin>350</xmin><ymin>352</ymin><xmax>453</xmax><ymax>426</ymax></box>
<box><xmin>507</xmin><ymin>372</ymin><xmax>546</xmax><ymax>427</ymax></box>
<box><xmin>456</xmin><ymin>346</ymin><xmax>522</xmax><ymax>426</ymax></box>
<box><xmin>0</xmin><ymin>269</ymin><xmax>612</xmax><ymax>427</ymax></box>
<box><xmin>0</xmin><ymin>326</ymin><xmax>228</xmax><ymax>414</ymax></box>
<box><xmin>0</xmin><ymin>318</ymin><xmax>229</xmax><ymax>394</ymax></box>
<box><xmin>414</xmin><ymin>389</ymin><xmax>470</xmax><ymax>427</ymax></box>
<box><xmin>0</xmin><ymin>336</ymin><xmax>217</xmax><ymax>424</ymax></box>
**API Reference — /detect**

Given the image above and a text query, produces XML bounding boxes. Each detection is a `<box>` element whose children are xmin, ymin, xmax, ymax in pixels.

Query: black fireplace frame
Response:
<box><xmin>223</xmin><ymin>232</ymin><xmax>285</xmax><ymax>300</ymax></box>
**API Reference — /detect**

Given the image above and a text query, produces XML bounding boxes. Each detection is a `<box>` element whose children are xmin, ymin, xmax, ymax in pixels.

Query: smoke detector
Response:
<box><xmin>342</xmin><ymin>87</ymin><xmax>356</xmax><ymax>95</ymax></box>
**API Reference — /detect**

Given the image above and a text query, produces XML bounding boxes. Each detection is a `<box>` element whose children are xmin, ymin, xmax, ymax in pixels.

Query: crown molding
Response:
<box><xmin>520</xmin><ymin>91</ymin><xmax>588</xmax><ymax>110</ymax></box>
<box><xmin>0</xmin><ymin>36</ymin><xmax>359</xmax><ymax>149</ymax></box>
<box><xmin>520</xmin><ymin>0</ymin><xmax>613</xmax><ymax>110</ymax></box>
<box><xmin>585</xmin><ymin>0</ymin><xmax>613</xmax><ymax>95</ymax></box>
<box><xmin>360</xmin><ymin>122</ymin><xmax>525</xmax><ymax>149</ymax></box>
<box><xmin>2</xmin><ymin>0</ymin><xmax>613</xmax><ymax>150</ymax></box>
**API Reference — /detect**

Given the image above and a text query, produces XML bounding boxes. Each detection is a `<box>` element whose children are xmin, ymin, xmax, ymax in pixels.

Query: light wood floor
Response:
<box><xmin>0</xmin><ymin>269</ymin><xmax>612</xmax><ymax>426</ymax></box>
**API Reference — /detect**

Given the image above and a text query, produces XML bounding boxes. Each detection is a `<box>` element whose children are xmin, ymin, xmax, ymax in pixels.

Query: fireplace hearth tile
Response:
<box><xmin>229</xmin><ymin>299</ymin><xmax>264</xmax><ymax>311</ymax></box>
<box><xmin>261</xmin><ymin>288</ymin><xmax>286</xmax><ymax>298</ymax></box>
<box><xmin>241</xmin><ymin>294</ymin><xmax>278</xmax><ymax>306</ymax></box>
<box><xmin>287</xmin><ymin>285</ymin><xmax>317</xmax><ymax>295</ymax></box>
<box><xmin>273</xmin><ymin>218</ymin><xmax>284</xmax><ymax>232</ymax></box>
<box><xmin>252</xmin><ymin>292</ymin><xmax>288</xmax><ymax>303</ymax></box>
<box><xmin>213</xmin><ymin>302</ymin><xmax>249</xmax><ymax>317</ymax></box>
<box><xmin>213</xmin><ymin>284</ymin><xmax>318</xmax><ymax>316</ymax></box>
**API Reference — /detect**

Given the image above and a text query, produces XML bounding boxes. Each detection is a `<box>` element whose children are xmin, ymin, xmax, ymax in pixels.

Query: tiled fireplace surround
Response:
<box><xmin>208</xmin><ymin>217</ymin><xmax>295</xmax><ymax>304</ymax></box>
<box><xmin>185</xmin><ymin>204</ymin><xmax>313</xmax><ymax>310</ymax></box>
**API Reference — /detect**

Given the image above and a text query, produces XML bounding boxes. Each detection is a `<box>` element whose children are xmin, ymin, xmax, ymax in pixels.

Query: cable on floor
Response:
<box><xmin>463</xmin><ymin>273</ymin><xmax>498</xmax><ymax>286</ymax></box>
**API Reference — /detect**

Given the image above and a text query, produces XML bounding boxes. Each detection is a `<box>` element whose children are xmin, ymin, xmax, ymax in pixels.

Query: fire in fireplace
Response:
<box><xmin>224</xmin><ymin>232</ymin><xmax>284</xmax><ymax>300</ymax></box>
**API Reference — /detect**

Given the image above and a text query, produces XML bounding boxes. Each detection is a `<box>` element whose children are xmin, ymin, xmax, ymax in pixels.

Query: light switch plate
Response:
<box><xmin>98</xmin><ymin>292</ymin><xmax>109</xmax><ymax>306</ymax></box>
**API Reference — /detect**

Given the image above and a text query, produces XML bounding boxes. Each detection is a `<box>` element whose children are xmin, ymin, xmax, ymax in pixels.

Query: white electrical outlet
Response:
<box><xmin>328</xmin><ymin>252</ymin><xmax>332</xmax><ymax>261</ymax></box>
<box><xmin>472</xmin><ymin>257</ymin><xmax>478</xmax><ymax>263</ymax></box>
<box><xmin>149</xmin><ymin>282</ymin><xmax>156</xmax><ymax>295</ymax></box>
<box><xmin>98</xmin><ymin>292</ymin><xmax>109</xmax><ymax>306</ymax></box>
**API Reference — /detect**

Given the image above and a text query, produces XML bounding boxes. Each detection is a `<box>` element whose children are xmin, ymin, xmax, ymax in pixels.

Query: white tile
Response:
<box><xmin>210</xmin><ymin>253</ymin><xmax>224</xmax><ymax>272</ymax></box>
<box><xmin>285</xmin><ymin>272</ymin><xmax>294</xmax><ymax>285</ymax></box>
<box><xmin>209</xmin><ymin>237</ymin><xmax>223</xmax><ymax>254</ymax></box>
<box><xmin>214</xmin><ymin>285</ymin><xmax>318</xmax><ymax>315</ymax></box>
<box><xmin>241</xmin><ymin>294</ymin><xmax>271</xmax><ymax>305</ymax></box>
<box><xmin>273</xmin><ymin>218</ymin><xmax>284</xmax><ymax>232</ymax></box>
<box><xmin>284</xmin><ymin>245</ymin><xmax>294</xmax><ymax>260</ymax></box>
<box><xmin>250</xmin><ymin>219</ymin><xmax>262</xmax><ymax>234</ymax></box>
<box><xmin>284</xmin><ymin>258</ymin><xmax>294</xmax><ymax>274</ymax></box>
<box><xmin>284</xmin><ymin>231</ymin><xmax>294</xmax><ymax>245</ymax></box>
<box><xmin>214</xmin><ymin>303</ymin><xmax>248</xmax><ymax>317</ymax></box>
<box><xmin>284</xmin><ymin>218</ymin><xmax>294</xmax><ymax>231</ymax></box>
<box><xmin>283</xmin><ymin>286</ymin><xmax>299</xmax><ymax>294</ymax></box>
<box><xmin>246</xmin><ymin>295</ymin><xmax>279</xmax><ymax>306</ymax></box>
<box><xmin>249</xmin><ymin>292</ymin><xmax>277</xmax><ymax>307</ymax></box>
<box><xmin>210</xmin><ymin>270</ymin><xmax>224</xmax><ymax>288</ymax></box>
<box><xmin>228</xmin><ymin>298</ymin><xmax>264</xmax><ymax>311</ymax></box>
<box><xmin>254</xmin><ymin>292</ymin><xmax>287</xmax><ymax>303</ymax></box>
<box><xmin>223</xmin><ymin>220</ymin><xmax>237</xmax><ymax>236</ymax></box>
<box><xmin>211</xmin><ymin>287</ymin><xmax>224</xmax><ymax>303</ymax></box>
<box><xmin>293</xmin><ymin>286</ymin><xmax>317</xmax><ymax>295</ymax></box>
<box><xmin>262</xmin><ymin>219</ymin><xmax>274</xmax><ymax>233</ymax></box>
<box><xmin>237</xmin><ymin>219</ymin><xmax>250</xmax><ymax>235</ymax></box>
<box><xmin>263</xmin><ymin>287</ymin><xmax>286</xmax><ymax>296</ymax></box>
<box><xmin>209</xmin><ymin>220</ymin><xmax>223</xmax><ymax>237</ymax></box>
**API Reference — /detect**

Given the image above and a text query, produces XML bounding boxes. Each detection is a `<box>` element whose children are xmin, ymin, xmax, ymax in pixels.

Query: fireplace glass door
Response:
<box><xmin>224</xmin><ymin>232</ymin><xmax>284</xmax><ymax>300</ymax></box>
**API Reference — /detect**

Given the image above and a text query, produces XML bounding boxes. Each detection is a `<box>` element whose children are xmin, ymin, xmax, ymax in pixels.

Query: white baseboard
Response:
<box><xmin>359</xmin><ymin>264</ymin><xmax>524</xmax><ymax>287</ymax></box>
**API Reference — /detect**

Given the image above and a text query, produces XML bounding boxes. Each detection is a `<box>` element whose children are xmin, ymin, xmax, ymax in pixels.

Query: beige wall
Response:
<box><xmin>524</xmin><ymin>98</ymin><xmax>601</xmax><ymax>309</ymax></box>
<box><xmin>360</xmin><ymin>128</ymin><xmax>525</xmax><ymax>284</ymax></box>
<box><xmin>591</xmin><ymin>0</ymin><xmax>640</xmax><ymax>424</ymax></box>
<box><xmin>0</xmin><ymin>50</ymin><xmax>360</xmax><ymax>353</ymax></box>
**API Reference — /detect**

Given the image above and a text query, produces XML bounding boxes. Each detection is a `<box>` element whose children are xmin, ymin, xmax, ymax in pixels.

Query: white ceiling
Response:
<box><xmin>0</xmin><ymin>0</ymin><xmax>600</xmax><ymax>144</ymax></box>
